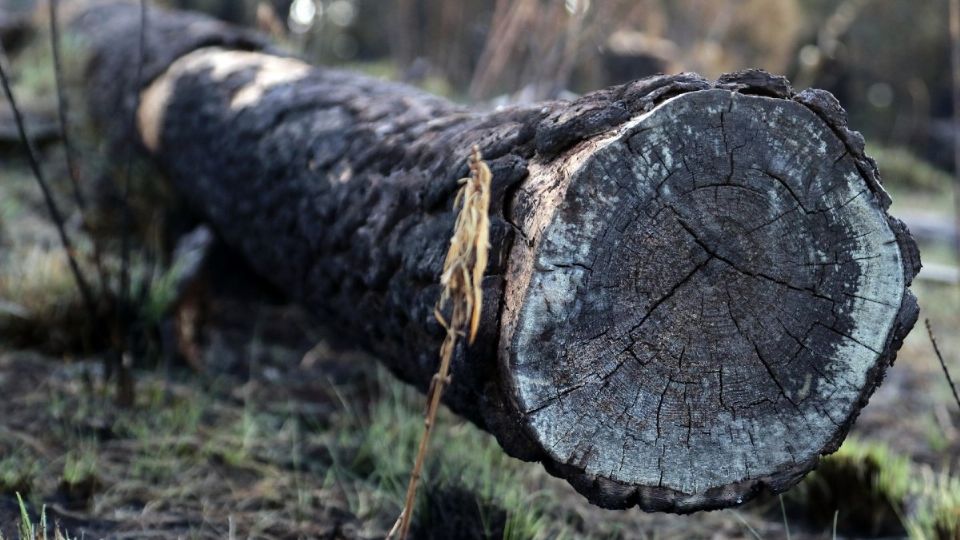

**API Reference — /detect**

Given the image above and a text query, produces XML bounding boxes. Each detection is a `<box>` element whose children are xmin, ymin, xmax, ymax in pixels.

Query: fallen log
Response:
<box><xmin>71</xmin><ymin>2</ymin><xmax>920</xmax><ymax>513</ymax></box>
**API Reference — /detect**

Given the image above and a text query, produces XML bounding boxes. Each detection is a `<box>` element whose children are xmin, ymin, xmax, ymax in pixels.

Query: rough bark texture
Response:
<box><xmin>72</xmin><ymin>2</ymin><xmax>920</xmax><ymax>513</ymax></box>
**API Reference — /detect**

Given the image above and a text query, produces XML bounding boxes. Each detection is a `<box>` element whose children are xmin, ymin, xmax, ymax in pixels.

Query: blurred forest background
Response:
<box><xmin>159</xmin><ymin>0</ymin><xmax>954</xmax><ymax>171</ymax></box>
<box><xmin>0</xmin><ymin>0</ymin><xmax>959</xmax><ymax>538</ymax></box>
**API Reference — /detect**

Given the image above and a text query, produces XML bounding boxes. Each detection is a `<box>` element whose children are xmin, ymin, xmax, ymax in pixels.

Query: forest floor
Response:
<box><xmin>1</xmin><ymin>17</ymin><xmax>960</xmax><ymax>540</ymax></box>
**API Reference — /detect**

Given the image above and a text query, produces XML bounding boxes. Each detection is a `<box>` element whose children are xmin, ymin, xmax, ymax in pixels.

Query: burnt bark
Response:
<box><xmin>72</xmin><ymin>2</ymin><xmax>920</xmax><ymax>513</ymax></box>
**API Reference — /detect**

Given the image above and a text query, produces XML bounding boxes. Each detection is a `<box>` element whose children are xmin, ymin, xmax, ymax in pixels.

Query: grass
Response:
<box><xmin>0</xmin><ymin>339</ymin><xmax>588</xmax><ymax>538</ymax></box>
<box><xmin>141</xmin><ymin>260</ymin><xmax>183</xmax><ymax>326</ymax></box>
<box><xmin>909</xmin><ymin>470</ymin><xmax>960</xmax><ymax>540</ymax></box>
<box><xmin>0</xmin><ymin>246</ymin><xmax>84</xmax><ymax>327</ymax></box>
<box><xmin>787</xmin><ymin>438</ymin><xmax>960</xmax><ymax>539</ymax></box>
<box><xmin>0</xmin><ymin>494</ymin><xmax>74</xmax><ymax>540</ymax></box>
<box><xmin>0</xmin><ymin>455</ymin><xmax>36</xmax><ymax>499</ymax></box>
<box><xmin>60</xmin><ymin>444</ymin><xmax>100</xmax><ymax>505</ymax></box>
<box><xmin>334</xmin><ymin>371</ymin><xmax>569</xmax><ymax>539</ymax></box>
<box><xmin>0</xmin><ymin>239</ymin><xmax>169</xmax><ymax>352</ymax></box>
<box><xmin>3</xmin><ymin>344</ymin><xmax>791</xmax><ymax>538</ymax></box>
<box><xmin>61</xmin><ymin>447</ymin><xmax>97</xmax><ymax>489</ymax></box>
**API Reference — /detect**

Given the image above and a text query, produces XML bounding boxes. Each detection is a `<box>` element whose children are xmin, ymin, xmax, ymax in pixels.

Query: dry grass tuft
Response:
<box><xmin>0</xmin><ymin>246</ymin><xmax>94</xmax><ymax>351</ymax></box>
<box><xmin>390</xmin><ymin>146</ymin><xmax>492</xmax><ymax>539</ymax></box>
<box><xmin>438</xmin><ymin>146</ymin><xmax>492</xmax><ymax>344</ymax></box>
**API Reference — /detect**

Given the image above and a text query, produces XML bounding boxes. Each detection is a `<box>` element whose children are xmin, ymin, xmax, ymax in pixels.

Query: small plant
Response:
<box><xmin>112</xmin><ymin>382</ymin><xmax>205</xmax><ymax>482</ymax></box>
<box><xmin>140</xmin><ymin>261</ymin><xmax>182</xmax><ymax>327</ymax></box>
<box><xmin>791</xmin><ymin>438</ymin><xmax>912</xmax><ymax>536</ymax></box>
<box><xmin>908</xmin><ymin>470</ymin><xmax>960</xmax><ymax>540</ymax></box>
<box><xmin>60</xmin><ymin>445</ymin><xmax>100</xmax><ymax>505</ymax></box>
<box><xmin>0</xmin><ymin>454</ymin><xmax>37</xmax><ymax>497</ymax></box>
<box><xmin>0</xmin><ymin>245</ymin><xmax>99</xmax><ymax>351</ymax></box>
<box><xmin>790</xmin><ymin>438</ymin><xmax>960</xmax><ymax>540</ymax></box>
<box><xmin>0</xmin><ymin>493</ymin><xmax>75</xmax><ymax>540</ymax></box>
<box><xmin>324</xmin><ymin>367</ymin><xmax>576</xmax><ymax>539</ymax></box>
<box><xmin>208</xmin><ymin>404</ymin><xmax>260</xmax><ymax>468</ymax></box>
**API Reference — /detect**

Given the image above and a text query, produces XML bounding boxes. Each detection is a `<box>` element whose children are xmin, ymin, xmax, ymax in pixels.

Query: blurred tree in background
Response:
<box><xmin>148</xmin><ymin>0</ymin><xmax>958</xmax><ymax>176</ymax></box>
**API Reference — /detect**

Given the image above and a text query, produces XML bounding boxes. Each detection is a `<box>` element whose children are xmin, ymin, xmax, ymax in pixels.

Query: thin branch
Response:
<box><xmin>0</xmin><ymin>41</ymin><xmax>98</xmax><ymax>324</ymax></box>
<box><xmin>112</xmin><ymin>0</ymin><xmax>148</xmax><ymax>406</ymax></box>
<box><xmin>49</xmin><ymin>0</ymin><xmax>108</xmax><ymax>292</ymax></box>
<box><xmin>119</xmin><ymin>0</ymin><xmax>149</xmax><ymax>327</ymax></box>
<box><xmin>48</xmin><ymin>0</ymin><xmax>86</xmax><ymax>211</ymax></box>
<box><xmin>926</xmin><ymin>318</ymin><xmax>960</xmax><ymax>411</ymax></box>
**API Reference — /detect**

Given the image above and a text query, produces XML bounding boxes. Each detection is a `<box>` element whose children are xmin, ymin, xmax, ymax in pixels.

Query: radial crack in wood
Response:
<box><xmin>505</xmin><ymin>91</ymin><xmax>911</xmax><ymax>511</ymax></box>
<box><xmin>71</xmin><ymin>2</ymin><xmax>920</xmax><ymax>513</ymax></box>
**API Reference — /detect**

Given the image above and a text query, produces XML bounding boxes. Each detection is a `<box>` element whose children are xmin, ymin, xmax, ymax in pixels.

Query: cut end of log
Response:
<box><xmin>502</xmin><ymin>88</ymin><xmax>918</xmax><ymax>511</ymax></box>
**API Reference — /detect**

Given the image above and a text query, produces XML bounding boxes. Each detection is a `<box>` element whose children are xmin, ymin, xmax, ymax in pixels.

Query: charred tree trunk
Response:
<box><xmin>71</xmin><ymin>2</ymin><xmax>920</xmax><ymax>513</ymax></box>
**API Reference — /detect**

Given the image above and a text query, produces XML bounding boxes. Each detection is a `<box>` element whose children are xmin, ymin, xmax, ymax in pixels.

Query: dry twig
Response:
<box><xmin>49</xmin><ymin>0</ymin><xmax>108</xmax><ymax>292</ymax></box>
<box><xmin>926</xmin><ymin>318</ymin><xmax>960</xmax><ymax>411</ymax></box>
<box><xmin>389</xmin><ymin>146</ymin><xmax>492</xmax><ymax>539</ymax></box>
<box><xmin>48</xmin><ymin>0</ymin><xmax>86</xmax><ymax>211</ymax></box>
<box><xmin>113</xmin><ymin>0</ymin><xmax>148</xmax><ymax>406</ymax></box>
<box><xmin>0</xmin><ymin>41</ymin><xmax>98</xmax><ymax>328</ymax></box>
